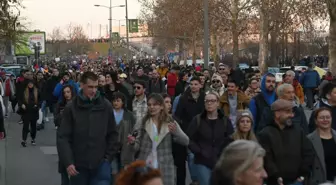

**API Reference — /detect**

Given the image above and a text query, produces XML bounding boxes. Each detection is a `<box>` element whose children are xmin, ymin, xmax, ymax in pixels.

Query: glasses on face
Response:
<box><xmin>212</xmin><ymin>80</ymin><xmax>221</xmax><ymax>84</ymax></box>
<box><xmin>205</xmin><ymin>99</ymin><xmax>217</xmax><ymax>104</ymax></box>
<box><xmin>134</xmin><ymin>86</ymin><xmax>142</xmax><ymax>90</ymax></box>
<box><xmin>219</xmin><ymin>68</ymin><xmax>225</xmax><ymax>71</ymax></box>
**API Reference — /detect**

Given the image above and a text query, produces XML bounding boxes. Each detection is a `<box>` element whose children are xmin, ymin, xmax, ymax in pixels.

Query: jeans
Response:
<box><xmin>41</xmin><ymin>101</ymin><xmax>47</xmax><ymax>123</ymax></box>
<box><xmin>70</xmin><ymin>161</ymin><xmax>111</xmax><ymax>185</ymax></box>
<box><xmin>22</xmin><ymin>119</ymin><xmax>37</xmax><ymax>141</ymax></box>
<box><xmin>194</xmin><ymin>164</ymin><xmax>211</xmax><ymax>185</ymax></box>
<box><xmin>61</xmin><ymin>171</ymin><xmax>70</xmax><ymax>185</ymax></box>
<box><xmin>111</xmin><ymin>153</ymin><xmax>122</xmax><ymax>185</ymax></box>
<box><xmin>187</xmin><ymin>149</ymin><xmax>198</xmax><ymax>181</ymax></box>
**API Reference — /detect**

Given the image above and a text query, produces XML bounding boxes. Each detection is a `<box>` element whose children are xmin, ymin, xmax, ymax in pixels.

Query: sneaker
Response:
<box><xmin>45</xmin><ymin>117</ymin><xmax>49</xmax><ymax>122</ymax></box>
<box><xmin>18</xmin><ymin>120</ymin><xmax>23</xmax><ymax>124</ymax></box>
<box><xmin>4</xmin><ymin>114</ymin><xmax>8</xmax><ymax>118</ymax></box>
<box><xmin>21</xmin><ymin>141</ymin><xmax>27</xmax><ymax>147</ymax></box>
<box><xmin>31</xmin><ymin>140</ymin><xmax>36</xmax><ymax>146</ymax></box>
<box><xmin>55</xmin><ymin>126</ymin><xmax>58</xmax><ymax>130</ymax></box>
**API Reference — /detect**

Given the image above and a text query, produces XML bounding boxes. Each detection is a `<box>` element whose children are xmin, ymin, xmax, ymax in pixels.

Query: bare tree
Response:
<box><xmin>327</xmin><ymin>0</ymin><xmax>336</xmax><ymax>74</ymax></box>
<box><xmin>64</xmin><ymin>23</ymin><xmax>90</xmax><ymax>54</ymax></box>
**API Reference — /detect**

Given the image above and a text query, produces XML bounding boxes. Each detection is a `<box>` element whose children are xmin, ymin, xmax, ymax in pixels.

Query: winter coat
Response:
<box><xmin>132</xmin><ymin>118</ymin><xmax>189</xmax><ymax>185</ymax></box>
<box><xmin>116</xmin><ymin>110</ymin><xmax>136</xmax><ymax>166</ymax></box>
<box><xmin>57</xmin><ymin>93</ymin><xmax>119</xmax><ymax>170</ymax></box>
<box><xmin>187</xmin><ymin>110</ymin><xmax>233</xmax><ymax>169</ymax></box>
<box><xmin>307</xmin><ymin>130</ymin><xmax>336</xmax><ymax>185</ymax></box>
<box><xmin>174</xmin><ymin>89</ymin><xmax>205</xmax><ymax>131</ymax></box>
<box><xmin>219</xmin><ymin>91</ymin><xmax>250</xmax><ymax>116</ymax></box>
<box><xmin>53</xmin><ymin>79</ymin><xmax>79</xmax><ymax>100</ymax></box>
<box><xmin>258</xmin><ymin>120</ymin><xmax>314</xmax><ymax>185</ymax></box>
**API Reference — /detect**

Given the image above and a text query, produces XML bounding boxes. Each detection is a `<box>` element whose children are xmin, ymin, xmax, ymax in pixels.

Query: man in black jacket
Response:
<box><xmin>258</xmin><ymin>99</ymin><xmax>314</xmax><ymax>185</ymax></box>
<box><xmin>57</xmin><ymin>71</ymin><xmax>119</xmax><ymax>185</ymax></box>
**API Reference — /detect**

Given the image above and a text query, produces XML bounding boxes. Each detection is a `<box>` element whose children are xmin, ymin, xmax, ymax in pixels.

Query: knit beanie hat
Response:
<box><xmin>211</xmin><ymin>73</ymin><xmax>223</xmax><ymax>84</ymax></box>
<box><xmin>235</xmin><ymin>110</ymin><xmax>254</xmax><ymax>126</ymax></box>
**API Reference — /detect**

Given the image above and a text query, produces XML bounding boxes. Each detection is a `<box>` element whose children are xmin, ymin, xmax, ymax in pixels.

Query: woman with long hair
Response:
<box><xmin>231</xmin><ymin>110</ymin><xmax>258</xmax><ymax>142</ymax></box>
<box><xmin>104</xmin><ymin>71</ymin><xmax>132</xmax><ymax>110</ymax></box>
<box><xmin>308</xmin><ymin>107</ymin><xmax>336</xmax><ymax>184</ymax></box>
<box><xmin>19</xmin><ymin>80</ymin><xmax>39</xmax><ymax>147</ymax></box>
<box><xmin>116</xmin><ymin>160</ymin><xmax>163</xmax><ymax>185</ymax></box>
<box><xmin>55</xmin><ymin>85</ymin><xmax>75</xmax><ymax>185</ymax></box>
<box><xmin>128</xmin><ymin>93</ymin><xmax>189</xmax><ymax>185</ymax></box>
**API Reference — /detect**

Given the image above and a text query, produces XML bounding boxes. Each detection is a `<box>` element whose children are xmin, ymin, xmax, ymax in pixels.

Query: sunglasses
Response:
<box><xmin>212</xmin><ymin>80</ymin><xmax>221</xmax><ymax>83</ymax></box>
<box><xmin>134</xmin><ymin>86</ymin><xmax>142</xmax><ymax>90</ymax></box>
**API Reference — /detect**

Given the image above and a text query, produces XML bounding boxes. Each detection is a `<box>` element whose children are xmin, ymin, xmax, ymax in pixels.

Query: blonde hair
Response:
<box><xmin>231</xmin><ymin>111</ymin><xmax>257</xmax><ymax>142</ymax></box>
<box><xmin>24</xmin><ymin>85</ymin><xmax>38</xmax><ymax>105</ymax></box>
<box><xmin>212</xmin><ymin>140</ymin><xmax>265</xmax><ymax>185</ymax></box>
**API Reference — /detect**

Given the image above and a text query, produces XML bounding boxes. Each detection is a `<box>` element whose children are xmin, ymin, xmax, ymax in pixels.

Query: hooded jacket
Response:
<box><xmin>249</xmin><ymin>73</ymin><xmax>277</xmax><ymax>130</ymax></box>
<box><xmin>53</xmin><ymin>79</ymin><xmax>79</xmax><ymax>101</ymax></box>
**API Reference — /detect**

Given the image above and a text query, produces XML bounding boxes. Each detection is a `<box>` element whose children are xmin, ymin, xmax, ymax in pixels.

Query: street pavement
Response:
<box><xmin>0</xmin><ymin>113</ymin><xmax>60</xmax><ymax>185</ymax></box>
<box><xmin>0</xmin><ymin>109</ymin><xmax>313</xmax><ymax>185</ymax></box>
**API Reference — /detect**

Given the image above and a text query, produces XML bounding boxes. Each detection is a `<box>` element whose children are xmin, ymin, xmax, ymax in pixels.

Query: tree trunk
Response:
<box><xmin>192</xmin><ymin>31</ymin><xmax>197</xmax><ymax>63</ymax></box>
<box><xmin>328</xmin><ymin>8</ymin><xmax>336</xmax><ymax>75</ymax></box>
<box><xmin>232</xmin><ymin>23</ymin><xmax>239</xmax><ymax>68</ymax></box>
<box><xmin>258</xmin><ymin>5</ymin><xmax>269</xmax><ymax>74</ymax></box>
<box><xmin>231</xmin><ymin>0</ymin><xmax>239</xmax><ymax>68</ymax></box>
<box><xmin>270</xmin><ymin>30</ymin><xmax>278</xmax><ymax>67</ymax></box>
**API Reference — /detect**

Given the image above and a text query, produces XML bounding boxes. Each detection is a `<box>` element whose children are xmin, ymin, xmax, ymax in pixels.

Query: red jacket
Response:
<box><xmin>167</xmin><ymin>72</ymin><xmax>178</xmax><ymax>97</ymax></box>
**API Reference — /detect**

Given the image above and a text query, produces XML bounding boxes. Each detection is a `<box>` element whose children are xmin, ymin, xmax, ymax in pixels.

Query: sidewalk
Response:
<box><xmin>1</xmin><ymin>114</ymin><xmax>60</xmax><ymax>185</ymax></box>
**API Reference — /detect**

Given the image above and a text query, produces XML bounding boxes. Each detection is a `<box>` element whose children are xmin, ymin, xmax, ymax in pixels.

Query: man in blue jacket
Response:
<box><xmin>300</xmin><ymin>63</ymin><xmax>320</xmax><ymax>110</ymax></box>
<box><xmin>249</xmin><ymin>73</ymin><xmax>277</xmax><ymax>132</ymax></box>
<box><xmin>53</xmin><ymin>72</ymin><xmax>79</xmax><ymax>100</ymax></box>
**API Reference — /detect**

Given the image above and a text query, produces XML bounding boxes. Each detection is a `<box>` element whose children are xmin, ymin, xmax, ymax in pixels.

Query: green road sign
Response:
<box><xmin>112</xmin><ymin>32</ymin><xmax>119</xmax><ymax>40</ymax></box>
<box><xmin>15</xmin><ymin>32</ymin><xmax>46</xmax><ymax>56</ymax></box>
<box><xmin>128</xmin><ymin>19</ymin><xmax>139</xmax><ymax>33</ymax></box>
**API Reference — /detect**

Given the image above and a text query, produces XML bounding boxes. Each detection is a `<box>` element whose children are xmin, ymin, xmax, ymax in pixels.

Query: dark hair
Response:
<box><xmin>178</xmin><ymin>71</ymin><xmax>187</xmax><ymax>81</ymax></box>
<box><xmin>61</xmin><ymin>85</ymin><xmax>74</xmax><ymax>103</ymax></box>
<box><xmin>313</xmin><ymin>107</ymin><xmax>331</xmax><ymax>120</ymax></box>
<box><xmin>190</xmin><ymin>77</ymin><xmax>201</xmax><ymax>83</ymax></box>
<box><xmin>116</xmin><ymin>161</ymin><xmax>161</xmax><ymax>185</ymax></box>
<box><xmin>161</xmin><ymin>93</ymin><xmax>170</xmax><ymax>99</ymax></box>
<box><xmin>80</xmin><ymin>71</ymin><xmax>98</xmax><ymax>84</ymax></box>
<box><xmin>322</xmin><ymin>82</ymin><xmax>336</xmax><ymax>99</ymax></box>
<box><xmin>134</xmin><ymin>80</ymin><xmax>146</xmax><ymax>89</ymax></box>
<box><xmin>249</xmin><ymin>78</ymin><xmax>258</xmax><ymax>84</ymax></box>
<box><xmin>227</xmin><ymin>79</ymin><xmax>238</xmax><ymax>87</ymax></box>
<box><xmin>112</xmin><ymin>92</ymin><xmax>126</xmax><ymax>109</ymax></box>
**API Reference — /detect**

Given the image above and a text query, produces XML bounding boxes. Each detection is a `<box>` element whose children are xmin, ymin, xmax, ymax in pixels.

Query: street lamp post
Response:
<box><xmin>125</xmin><ymin>0</ymin><xmax>130</xmax><ymax>63</ymax></box>
<box><xmin>203</xmin><ymin>0</ymin><xmax>209</xmax><ymax>69</ymax></box>
<box><xmin>94</xmin><ymin>3</ymin><xmax>125</xmax><ymax>59</ymax></box>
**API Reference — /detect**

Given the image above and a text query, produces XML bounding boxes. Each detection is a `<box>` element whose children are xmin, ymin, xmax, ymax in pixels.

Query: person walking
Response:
<box><xmin>18</xmin><ymin>80</ymin><xmax>40</xmax><ymax>147</ymax></box>
<box><xmin>55</xmin><ymin>85</ymin><xmax>75</xmax><ymax>185</ymax></box>
<box><xmin>57</xmin><ymin>71</ymin><xmax>119</xmax><ymax>185</ymax></box>
<box><xmin>129</xmin><ymin>93</ymin><xmax>189</xmax><ymax>185</ymax></box>
<box><xmin>187</xmin><ymin>92</ymin><xmax>233</xmax><ymax>185</ymax></box>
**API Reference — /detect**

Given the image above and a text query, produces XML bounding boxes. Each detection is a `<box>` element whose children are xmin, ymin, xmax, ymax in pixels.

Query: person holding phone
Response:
<box><xmin>128</xmin><ymin>93</ymin><xmax>189</xmax><ymax>185</ymax></box>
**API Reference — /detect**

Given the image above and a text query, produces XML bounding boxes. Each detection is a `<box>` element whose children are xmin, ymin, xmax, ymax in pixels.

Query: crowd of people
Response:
<box><xmin>0</xmin><ymin>59</ymin><xmax>335</xmax><ymax>185</ymax></box>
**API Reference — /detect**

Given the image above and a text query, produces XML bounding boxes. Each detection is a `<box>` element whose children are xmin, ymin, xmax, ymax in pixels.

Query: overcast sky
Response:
<box><xmin>20</xmin><ymin>0</ymin><xmax>142</xmax><ymax>38</ymax></box>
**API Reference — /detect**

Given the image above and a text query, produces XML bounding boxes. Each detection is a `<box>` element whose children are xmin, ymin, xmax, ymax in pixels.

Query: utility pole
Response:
<box><xmin>109</xmin><ymin>0</ymin><xmax>113</xmax><ymax>58</ymax></box>
<box><xmin>203</xmin><ymin>0</ymin><xmax>209</xmax><ymax>69</ymax></box>
<box><xmin>125</xmin><ymin>0</ymin><xmax>130</xmax><ymax>63</ymax></box>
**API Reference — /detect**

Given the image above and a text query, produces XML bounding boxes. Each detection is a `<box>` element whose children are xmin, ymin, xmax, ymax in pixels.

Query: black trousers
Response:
<box><xmin>22</xmin><ymin>119</ymin><xmax>37</xmax><ymax>141</ymax></box>
<box><xmin>173</xmin><ymin>143</ymin><xmax>187</xmax><ymax>185</ymax></box>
